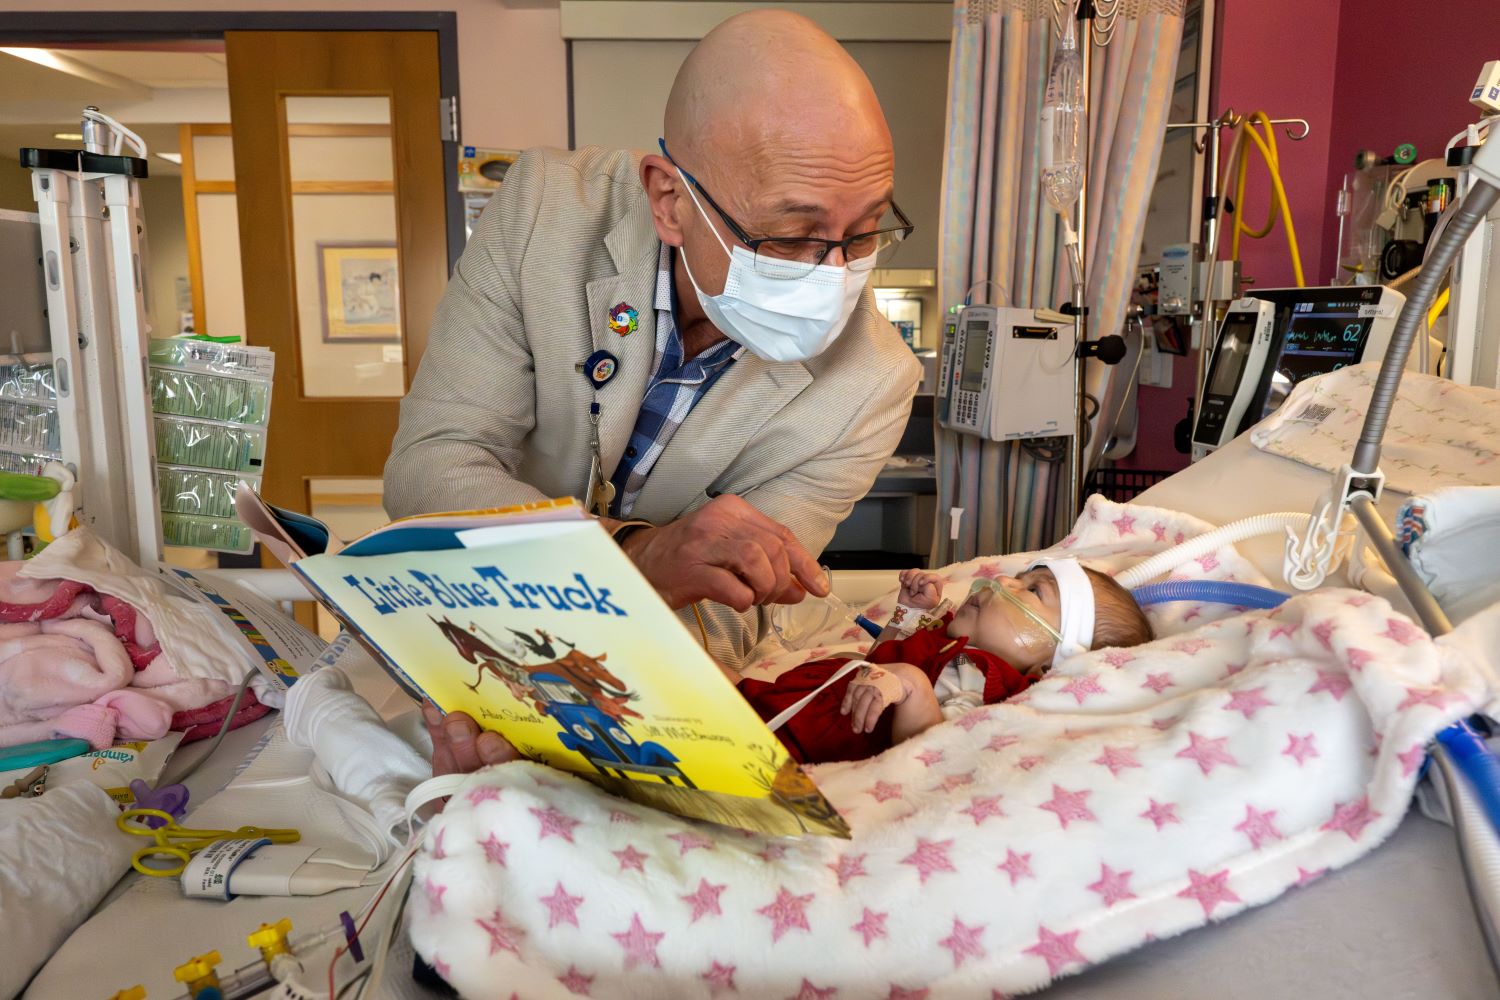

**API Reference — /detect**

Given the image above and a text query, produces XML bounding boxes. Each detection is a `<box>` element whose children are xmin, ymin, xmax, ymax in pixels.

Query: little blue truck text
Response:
<box><xmin>343</xmin><ymin>568</ymin><xmax>627</xmax><ymax>617</ymax></box>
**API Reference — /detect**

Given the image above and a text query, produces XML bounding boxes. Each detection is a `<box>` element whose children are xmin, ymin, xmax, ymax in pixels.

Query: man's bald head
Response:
<box><xmin>643</xmin><ymin>10</ymin><xmax>898</xmax><ymax>316</ymax></box>
<box><xmin>664</xmin><ymin>10</ymin><xmax>890</xmax><ymax>172</ymax></box>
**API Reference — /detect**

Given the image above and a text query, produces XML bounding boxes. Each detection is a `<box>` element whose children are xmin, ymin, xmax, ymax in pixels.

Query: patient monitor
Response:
<box><xmin>1191</xmin><ymin>285</ymin><xmax>1406</xmax><ymax>461</ymax></box>
<box><xmin>1190</xmin><ymin>297</ymin><xmax>1276</xmax><ymax>462</ymax></box>
<box><xmin>938</xmin><ymin>305</ymin><xmax>1074</xmax><ymax>440</ymax></box>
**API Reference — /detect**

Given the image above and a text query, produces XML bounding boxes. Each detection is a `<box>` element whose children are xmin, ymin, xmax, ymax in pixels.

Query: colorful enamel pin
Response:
<box><xmin>608</xmin><ymin>302</ymin><xmax>639</xmax><ymax>337</ymax></box>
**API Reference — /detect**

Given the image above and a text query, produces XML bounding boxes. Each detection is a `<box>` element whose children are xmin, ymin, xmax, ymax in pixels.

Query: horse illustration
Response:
<box><xmin>431</xmin><ymin>617</ymin><xmax>640</xmax><ymax>721</ymax></box>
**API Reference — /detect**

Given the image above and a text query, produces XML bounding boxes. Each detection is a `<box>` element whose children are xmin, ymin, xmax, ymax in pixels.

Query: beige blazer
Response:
<box><xmin>385</xmin><ymin>146</ymin><xmax>921</xmax><ymax>664</ymax></box>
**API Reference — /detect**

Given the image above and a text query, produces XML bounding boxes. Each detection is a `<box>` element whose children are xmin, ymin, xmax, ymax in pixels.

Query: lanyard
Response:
<box><xmin>581</xmin><ymin>350</ymin><xmax>620</xmax><ymax>516</ymax></box>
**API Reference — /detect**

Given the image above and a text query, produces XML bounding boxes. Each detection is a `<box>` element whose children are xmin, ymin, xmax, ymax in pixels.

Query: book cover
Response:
<box><xmin>291</xmin><ymin>501</ymin><xmax>849</xmax><ymax>839</ymax></box>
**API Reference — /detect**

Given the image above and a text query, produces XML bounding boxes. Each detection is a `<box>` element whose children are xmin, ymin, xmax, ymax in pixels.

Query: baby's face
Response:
<box><xmin>947</xmin><ymin>568</ymin><xmax>1062</xmax><ymax>672</ymax></box>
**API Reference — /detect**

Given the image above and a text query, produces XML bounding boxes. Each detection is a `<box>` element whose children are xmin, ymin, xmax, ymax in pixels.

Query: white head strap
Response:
<box><xmin>1028</xmin><ymin>557</ymin><xmax>1095</xmax><ymax>667</ymax></box>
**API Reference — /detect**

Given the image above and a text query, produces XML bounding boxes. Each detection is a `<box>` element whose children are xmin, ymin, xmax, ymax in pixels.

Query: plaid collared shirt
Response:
<box><xmin>609</xmin><ymin>244</ymin><xmax>743</xmax><ymax>517</ymax></box>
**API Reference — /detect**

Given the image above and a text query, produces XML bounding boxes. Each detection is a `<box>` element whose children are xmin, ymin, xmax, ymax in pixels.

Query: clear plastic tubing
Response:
<box><xmin>1114</xmin><ymin>512</ymin><xmax>1311</xmax><ymax>589</ymax></box>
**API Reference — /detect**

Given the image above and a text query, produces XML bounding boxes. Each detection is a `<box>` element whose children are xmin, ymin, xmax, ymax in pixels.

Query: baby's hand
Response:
<box><xmin>841</xmin><ymin>663</ymin><xmax>915</xmax><ymax>734</ymax></box>
<box><xmin>898</xmin><ymin>569</ymin><xmax>944</xmax><ymax>610</ymax></box>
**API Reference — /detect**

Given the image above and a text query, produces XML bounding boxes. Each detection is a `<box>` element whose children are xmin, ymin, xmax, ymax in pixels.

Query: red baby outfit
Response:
<box><xmin>738</xmin><ymin>612</ymin><xmax>1033</xmax><ymax>764</ymax></box>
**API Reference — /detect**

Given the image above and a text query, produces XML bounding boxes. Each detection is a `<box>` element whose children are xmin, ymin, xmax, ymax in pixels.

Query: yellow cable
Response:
<box><xmin>690</xmin><ymin>602</ymin><xmax>709</xmax><ymax>648</ymax></box>
<box><xmin>1428</xmin><ymin>286</ymin><xmax>1450</xmax><ymax>329</ymax></box>
<box><xmin>1227</xmin><ymin>112</ymin><xmax>1305</xmax><ymax>287</ymax></box>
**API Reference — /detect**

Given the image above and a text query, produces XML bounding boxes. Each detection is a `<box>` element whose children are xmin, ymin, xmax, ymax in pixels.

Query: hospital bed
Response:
<box><xmin>20</xmin><ymin>425</ymin><xmax>1494</xmax><ymax>1000</ymax></box>
<box><xmin>824</xmin><ymin>433</ymin><xmax>1497</xmax><ymax>999</ymax></box>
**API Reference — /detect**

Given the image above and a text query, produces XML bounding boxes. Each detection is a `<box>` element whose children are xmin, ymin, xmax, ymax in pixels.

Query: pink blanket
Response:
<box><xmin>0</xmin><ymin>562</ymin><xmax>242</xmax><ymax>749</ymax></box>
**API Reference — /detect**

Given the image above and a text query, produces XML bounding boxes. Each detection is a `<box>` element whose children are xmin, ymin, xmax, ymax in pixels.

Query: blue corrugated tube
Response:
<box><xmin>1129</xmin><ymin>580</ymin><xmax>1289</xmax><ymax>610</ymax></box>
<box><xmin>1438</xmin><ymin>722</ymin><xmax>1500</xmax><ymax>838</ymax></box>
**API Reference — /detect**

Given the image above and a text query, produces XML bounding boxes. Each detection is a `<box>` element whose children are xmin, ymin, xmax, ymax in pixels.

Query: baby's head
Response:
<box><xmin>947</xmin><ymin>558</ymin><xmax>1152</xmax><ymax>674</ymax></box>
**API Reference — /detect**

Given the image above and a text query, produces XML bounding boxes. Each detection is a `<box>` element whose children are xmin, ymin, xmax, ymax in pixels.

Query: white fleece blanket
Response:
<box><xmin>407</xmin><ymin>499</ymin><xmax>1499</xmax><ymax>998</ymax></box>
<box><xmin>1248</xmin><ymin>364</ymin><xmax>1500</xmax><ymax>495</ymax></box>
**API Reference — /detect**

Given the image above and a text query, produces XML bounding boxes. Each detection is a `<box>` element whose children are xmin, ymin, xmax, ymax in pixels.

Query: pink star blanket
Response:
<box><xmin>406</xmin><ymin>498</ymin><xmax>1499</xmax><ymax>998</ymax></box>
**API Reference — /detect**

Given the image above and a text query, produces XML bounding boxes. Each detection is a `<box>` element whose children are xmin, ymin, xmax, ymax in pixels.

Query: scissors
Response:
<box><xmin>117</xmin><ymin>808</ymin><xmax>300</xmax><ymax>878</ymax></box>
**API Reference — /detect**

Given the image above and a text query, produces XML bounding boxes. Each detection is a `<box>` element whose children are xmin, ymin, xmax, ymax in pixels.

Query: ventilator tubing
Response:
<box><xmin>1130</xmin><ymin>580</ymin><xmax>1288</xmax><ymax>610</ymax></box>
<box><xmin>1114</xmin><ymin>512</ymin><xmax>1312</xmax><ymax>589</ymax></box>
<box><xmin>1432</xmin><ymin>743</ymin><xmax>1500</xmax><ymax>970</ymax></box>
<box><xmin>1438</xmin><ymin>722</ymin><xmax>1500</xmax><ymax>844</ymax></box>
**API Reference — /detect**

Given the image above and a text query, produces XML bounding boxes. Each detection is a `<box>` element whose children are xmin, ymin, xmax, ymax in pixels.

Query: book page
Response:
<box><xmin>294</xmin><ymin>518</ymin><xmax>848</xmax><ymax>838</ymax></box>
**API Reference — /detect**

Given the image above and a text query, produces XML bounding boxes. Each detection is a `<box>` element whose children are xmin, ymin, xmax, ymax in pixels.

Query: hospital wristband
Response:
<box><xmin>888</xmin><ymin>601</ymin><xmax>927</xmax><ymax>636</ymax></box>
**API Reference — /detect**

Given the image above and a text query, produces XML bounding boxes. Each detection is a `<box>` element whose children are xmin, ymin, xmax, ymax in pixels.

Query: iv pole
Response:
<box><xmin>1063</xmin><ymin>0</ymin><xmax>1092</xmax><ymax>521</ymax></box>
<box><xmin>1162</xmin><ymin>110</ymin><xmax>1310</xmax><ymax>439</ymax></box>
<box><xmin>22</xmin><ymin>107</ymin><xmax>163</xmax><ymax>566</ymax></box>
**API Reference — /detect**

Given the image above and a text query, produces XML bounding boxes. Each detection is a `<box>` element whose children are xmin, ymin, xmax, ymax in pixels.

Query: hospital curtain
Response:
<box><xmin>933</xmin><ymin>0</ymin><xmax>1184</xmax><ymax>563</ymax></box>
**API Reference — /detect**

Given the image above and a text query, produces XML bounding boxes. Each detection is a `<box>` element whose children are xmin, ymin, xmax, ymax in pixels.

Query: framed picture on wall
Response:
<box><xmin>317</xmin><ymin>242</ymin><xmax>401</xmax><ymax>343</ymax></box>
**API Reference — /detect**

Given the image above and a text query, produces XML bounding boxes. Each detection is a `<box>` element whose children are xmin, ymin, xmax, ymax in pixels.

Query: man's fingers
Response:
<box><xmin>686</xmin><ymin>566</ymin><xmax>757</xmax><ymax>613</ymax></box>
<box><xmin>768</xmin><ymin>580</ymin><xmax>807</xmax><ymax>606</ymax></box>
<box><xmin>723</xmin><ymin>539</ymin><xmax>779</xmax><ymax>605</ymax></box>
<box><xmin>725</xmin><ymin>503</ymin><xmax>825</xmax><ymax>598</ymax></box>
<box><xmin>444</xmin><ymin>713</ymin><xmax>484</xmax><ymax>773</ymax></box>
<box><xmin>783</xmin><ymin>536</ymin><xmax>828</xmax><ymax>597</ymax></box>
<box><xmin>476</xmin><ymin>731</ymin><xmax>517</xmax><ymax>766</ymax></box>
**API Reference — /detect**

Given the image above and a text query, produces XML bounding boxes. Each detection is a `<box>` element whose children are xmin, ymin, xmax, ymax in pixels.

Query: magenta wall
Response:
<box><xmin>1120</xmin><ymin>0</ymin><xmax>1499</xmax><ymax>473</ymax></box>
<box><xmin>1319</xmin><ymin>0</ymin><xmax>1500</xmax><ymax>281</ymax></box>
<box><xmin>1122</xmin><ymin>0</ymin><xmax>1344</xmax><ymax>472</ymax></box>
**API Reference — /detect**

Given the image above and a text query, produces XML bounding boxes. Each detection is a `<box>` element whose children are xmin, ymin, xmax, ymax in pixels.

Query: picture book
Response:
<box><xmin>285</xmin><ymin>498</ymin><xmax>851</xmax><ymax>839</ymax></box>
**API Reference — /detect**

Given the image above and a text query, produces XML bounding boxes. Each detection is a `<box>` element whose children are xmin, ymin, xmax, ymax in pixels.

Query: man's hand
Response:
<box><xmin>898</xmin><ymin>569</ymin><xmax>944</xmax><ymax>610</ymax></box>
<box><xmin>423</xmin><ymin>703</ymin><xmax>519</xmax><ymax>777</ymax></box>
<box><xmin>617</xmin><ymin>495</ymin><xmax>828</xmax><ymax>612</ymax></box>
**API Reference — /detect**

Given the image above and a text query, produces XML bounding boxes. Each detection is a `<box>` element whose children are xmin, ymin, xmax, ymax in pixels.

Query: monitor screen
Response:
<box><xmin>1260</xmin><ymin>301</ymin><xmax>1370</xmax><ymax>417</ymax></box>
<box><xmin>960</xmin><ymin>319</ymin><xmax>989</xmax><ymax>392</ymax></box>
<box><xmin>1207</xmin><ymin>314</ymin><xmax>1256</xmax><ymax>397</ymax></box>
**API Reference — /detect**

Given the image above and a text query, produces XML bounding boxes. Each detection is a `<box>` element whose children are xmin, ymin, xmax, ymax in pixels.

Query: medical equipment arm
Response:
<box><xmin>384</xmin><ymin>149</ymin><xmax>551</xmax><ymax>519</ymax></box>
<box><xmin>1333</xmin><ymin>132</ymin><xmax>1500</xmax><ymax>980</ymax></box>
<box><xmin>1352</xmin><ymin>169</ymin><xmax>1500</xmax><ymax>477</ymax></box>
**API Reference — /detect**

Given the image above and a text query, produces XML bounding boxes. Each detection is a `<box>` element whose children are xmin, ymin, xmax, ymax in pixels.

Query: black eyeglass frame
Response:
<box><xmin>658</xmin><ymin>138</ymin><xmax>914</xmax><ymax>267</ymax></box>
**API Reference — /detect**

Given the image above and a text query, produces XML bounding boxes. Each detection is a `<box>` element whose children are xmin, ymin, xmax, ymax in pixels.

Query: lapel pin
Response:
<box><xmin>584</xmin><ymin>349</ymin><xmax>620</xmax><ymax>389</ymax></box>
<box><xmin>608</xmin><ymin>302</ymin><xmax>639</xmax><ymax>337</ymax></box>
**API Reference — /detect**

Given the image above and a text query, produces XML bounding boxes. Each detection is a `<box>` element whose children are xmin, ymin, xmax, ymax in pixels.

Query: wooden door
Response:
<box><xmin>224</xmin><ymin>31</ymin><xmax>448</xmax><ymax>527</ymax></box>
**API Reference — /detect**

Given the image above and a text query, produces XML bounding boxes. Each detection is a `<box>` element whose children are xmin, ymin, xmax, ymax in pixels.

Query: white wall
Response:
<box><xmin>139</xmin><ymin>173</ymin><xmax>187</xmax><ymax>339</ymax></box>
<box><xmin>0</xmin><ymin>156</ymin><xmax>187</xmax><ymax>343</ymax></box>
<box><xmin>0</xmin><ymin>0</ymin><xmax>571</xmax><ymax>150</ymax></box>
<box><xmin>571</xmin><ymin>38</ymin><xmax>949</xmax><ymax>269</ymax></box>
<box><xmin>0</xmin><ymin>156</ymin><xmax>32</xmax><ymax>211</ymax></box>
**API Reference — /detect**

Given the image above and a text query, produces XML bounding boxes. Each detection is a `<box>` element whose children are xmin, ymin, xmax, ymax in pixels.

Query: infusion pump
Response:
<box><xmin>937</xmin><ymin>305</ymin><xmax>1074</xmax><ymax>440</ymax></box>
<box><xmin>1191</xmin><ymin>284</ymin><xmax>1406</xmax><ymax>461</ymax></box>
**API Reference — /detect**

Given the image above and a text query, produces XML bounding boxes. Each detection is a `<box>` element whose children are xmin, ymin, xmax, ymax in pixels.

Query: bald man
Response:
<box><xmin>389</xmin><ymin>12</ymin><xmax>920</xmax><ymax>766</ymax></box>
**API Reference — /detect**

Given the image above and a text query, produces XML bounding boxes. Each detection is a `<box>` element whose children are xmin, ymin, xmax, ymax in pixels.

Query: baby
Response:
<box><xmin>737</xmin><ymin>558</ymin><xmax>1153</xmax><ymax>764</ymax></box>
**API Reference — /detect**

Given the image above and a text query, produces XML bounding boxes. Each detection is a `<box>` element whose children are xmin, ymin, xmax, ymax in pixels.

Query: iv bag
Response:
<box><xmin>1040</xmin><ymin>11</ymin><xmax>1084</xmax><ymax>217</ymax></box>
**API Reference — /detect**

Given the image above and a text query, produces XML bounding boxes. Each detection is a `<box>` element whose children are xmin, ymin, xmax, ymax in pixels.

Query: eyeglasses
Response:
<box><xmin>659</xmin><ymin>138</ymin><xmax>914</xmax><ymax>280</ymax></box>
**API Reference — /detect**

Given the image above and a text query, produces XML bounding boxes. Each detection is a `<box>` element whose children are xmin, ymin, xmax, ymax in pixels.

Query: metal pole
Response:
<box><xmin>1191</xmin><ymin>117</ymin><xmax>1230</xmax><ymax>438</ymax></box>
<box><xmin>1349</xmin><ymin>496</ymin><xmax>1452</xmax><ymax>637</ymax></box>
<box><xmin>1067</xmin><ymin>1</ymin><xmax>1092</xmax><ymax>520</ymax></box>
